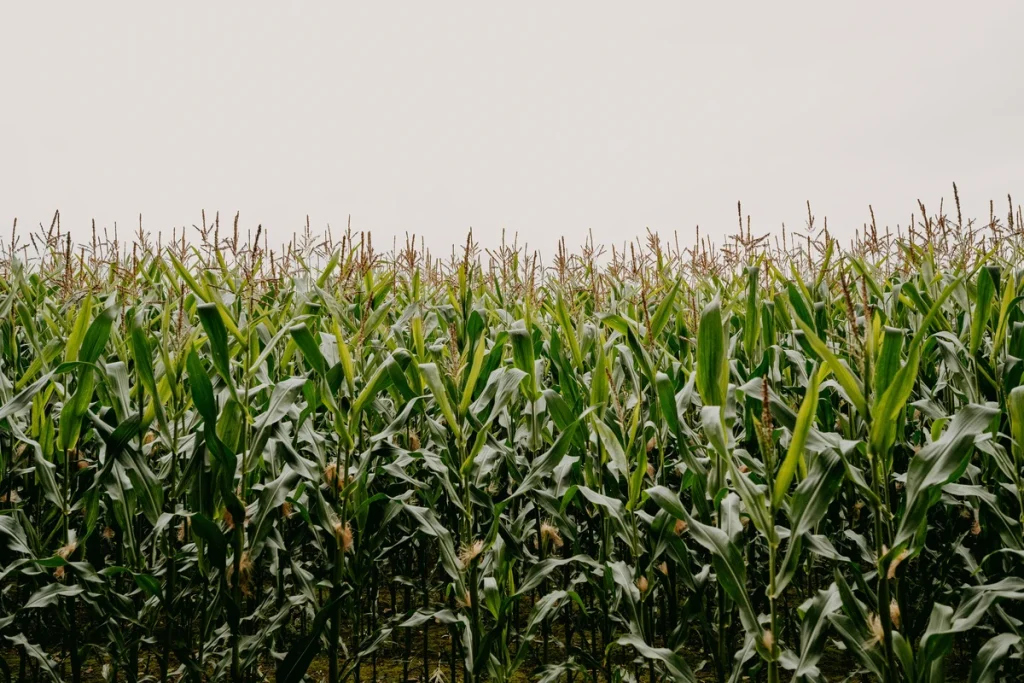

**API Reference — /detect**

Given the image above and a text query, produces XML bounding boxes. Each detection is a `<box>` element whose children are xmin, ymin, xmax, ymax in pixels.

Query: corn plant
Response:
<box><xmin>2</xmin><ymin>202</ymin><xmax>1024</xmax><ymax>683</ymax></box>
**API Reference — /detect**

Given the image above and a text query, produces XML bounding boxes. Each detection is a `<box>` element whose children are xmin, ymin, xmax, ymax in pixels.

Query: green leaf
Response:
<box><xmin>248</xmin><ymin>467</ymin><xmax>300</xmax><ymax>560</ymax></box>
<box><xmin>63</xmin><ymin>295</ymin><xmax>94</xmax><ymax>364</ymax></box>
<box><xmin>57</xmin><ymin>368</ymin><xmax>94</xmax><ymax>451</ymax></box>
<box><xmin>512</xmin><ymin>415</ymin><xmax>586</xmax><ymax>498</ymax></box>
<box><xmin>187</xmin><ymin>348</ymin><xmax>217</xmax><ymax>426</ymax></box>
<box><xmin>873</xmin><ymin>326</ymin><xmax>905</xmax><ymax>399</ymax></box>
<box><xmin>594</xmin><ymin>419</ymin><xmax>629</xmax><ymax>481</ymax></box>
<box><xmin>617</xmin><ymin>633</ymin><xmax>696</xmax><ymax>683</ymax></box>
<box><xmin>647</xmin><ymin>486</ymin><xmax>759</xmax><ymax>636</ymax></box>
<box><xmin>131</xmin><ymin>312</ymin><xmax>168</xmax><ymax>435</ymax></box>
<box><xmin>791</xmin><ymin>315</ymin><xmax>868</xmax><ymax>417</ymax></box>
<box><xmin>190</xmin><ymin>512</ymin><xmax>227</xmax><ymax>572</ymax></box>
<box><xmin>119</xmin><ymin>439</ymin><xmax>165</xmax><ymax>525</ymax></box>
<box><xmin>351</xmin><ymin>350</ymin><xmax>410</xmax><ymax>420</ymax></box>
<box><xmin>197</xmin><ymin>303</ymin><xmax>237</xmax><ymax>401</ymax></box>
<box><xmin>649</xmin><ymin>277</ymin><xmax>682</xmax><ymax>342</ymax></box>
<box><xmin>289</xmin><ymin>323</ymin><xmax>327</xmax><ymax>376</ymax></box>
<box><xmin>590</xmin><ymin>330</ymin><xmax>610</xmax><ymax>411</ymax></box>
<box><xmin>249</xmin><ymin>377</ymin><xmax>307</xmax><ymax>460</ymax></box>
<box><xmin>894</xmin><ymin>402</ymin><xmax>999</xmax><ymax>551</ymax></box>
<box><xmin>167</xmin><ymin>250</ymin><xmax>210</xmax><ymax>301</ymax></box>
<box><xmin>685</xmin><ymin>506</ymin><xmax>760</xmax><ymax>636</ymax></box>
<box><xmin>696</xmin><ymin>295</ymin><xmax>728</xmax><ymax>407</ymax></box>
<box><xmin>2</xmin><ymin>634</ymin><xmax>61</xmax><ymax>682</ymax></box>
<box><xmin>8</xmin><ymin>420</ymin><xmax>63</xmax><ymax>511</ymax></box>
<box><xmin>554</xmin><ymin>292</ymin><xmax>583</xmax><ymax>368</ymax></box>
<box><xmin>775</xmin><ymin>451</ymin><xmax>845</xmax><ymax>596</ymax></box>
<box><xmin>892</xmin><ymin>632</ymin><xmax>916</xmax><ymax>682</ymax></box>
<box><xmin>57</xmin><ymin>306</ymin><xmax>117</xmax><ymax>451</ymax></box>
<box><xmin>1008</xmin><ymin>386</ymin><xmax>1024</xmax><ymax>463</ymax></box>
<box><xmin>79</xmin><ymin>302</ymin><xmax>118</xmax><ymax>364</ymax></box>
<box><xmin>919</xmin><ymin>578</ymin><xmax>1024</xmax><ymax>666</ymax></box>
<box><xmin>458</xmin><ymin>336</ymin><xmax>488</xmax><ymax>416</ymax></box>
<box><xmin>655</xmin><ymin>372</ymin><xmax>681</xmax><ymax>436</ymax></box>
<box><xmin>728</xmin><ymin>457</ymin><xmax>775</xmax><ymax>545</ymax></box>
<box><xmin>792</xmin><ymin>586</ymin><xmax>842</xmax><ymax>680</ymax></box>
<box><xmin>514</xmin><ymin>555</ymin><xmax>599</xmax><ymax>597</ymax></box>
<box><xmin>787</xmin><ymin>281</ymin><xmax>815</xmax><ymax>330</ymax></box>
<box><xmin>418</xmin><ymin>362</ymin><xmax>460</xmax><ymax>440</ymax></box>
<box><xmin>509</xmin><ymin>324</ymin><xmax>538</xmax><ymax>399</ymax></box>
<box><xmin>277</xmin><ymin>596</ymin><xmax>345</xmax><ymax>683</ymax></box>
<box><xmin>134</xmin><ymin>573</ymin><xmax>163</xmax><ymax>600</ymax></box>
<box><xmin>404</xmin><ymin>504</ymin><xmax>465</xmax><ymax>594</ymax></box>
<box><xmin>0</xmin><ymin>372</ymin><xmax>55</xmax><ymax>422</ymax></box>
<box><xmin>743</xmin><ymin>266</ymin><xmax>761</xmax><ymax>360</ymax></box>
<box><xmin>23</xmin><ymin>582</ymin><xmax>84</xmax><ymax>609</ymax></box>
<box><xmin>969</xmin><ymin>633</ymin><xmax>1021</xmax><ymax>683</ymax></box>
<box><xmin>970</xmin><ymin>265</ymin><xmax>996</xmax><ymax>356</ymax></box>
<box><xmin>992</xmin><ymin>270</ymin><xmax>1016</xmax><ymax>357</ymax></box>
<box><xmin>773</xmin><ymin>363</ymin><xmax>824</xmax><ymax>506</ymax></box>
<box><xmin>870</xmin><ymin>278</ymin><xmax>961</xmax><ymax>456</ymax></box>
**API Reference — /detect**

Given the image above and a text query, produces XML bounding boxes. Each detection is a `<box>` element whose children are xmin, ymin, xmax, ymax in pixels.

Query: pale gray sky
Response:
<box><xmin>2</xmin><ymin>2</ymin><xmax>1021</xmax><ymax>255</ymax></box>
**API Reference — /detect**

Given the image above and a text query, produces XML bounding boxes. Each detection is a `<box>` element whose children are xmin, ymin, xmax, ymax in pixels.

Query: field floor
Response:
<box><xmin>2</xmin><ymin>586</ymin><xmax>975</xmax><ymax>682</ymax></box>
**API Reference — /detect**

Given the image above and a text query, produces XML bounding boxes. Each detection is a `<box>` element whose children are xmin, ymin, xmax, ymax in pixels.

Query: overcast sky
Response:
<box><xmin>2</xmin><ymin>2</ymin><xmax>1021</xmax><ymax>256</ymax></box>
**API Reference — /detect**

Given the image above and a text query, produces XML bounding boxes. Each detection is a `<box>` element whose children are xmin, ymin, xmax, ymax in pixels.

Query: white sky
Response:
<box><xmin>1</xmin><ymin>2</ymin><xmax>1021</xmax><ymax>256</ymax></box>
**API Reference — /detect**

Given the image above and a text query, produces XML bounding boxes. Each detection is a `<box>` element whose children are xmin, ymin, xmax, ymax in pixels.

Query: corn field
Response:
<box><xmin>2</xmin><ymin>200</ymin><xmax>1024</xmax><ymax>683</ymax></box>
